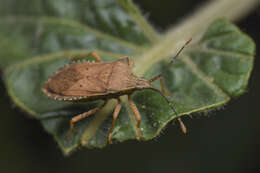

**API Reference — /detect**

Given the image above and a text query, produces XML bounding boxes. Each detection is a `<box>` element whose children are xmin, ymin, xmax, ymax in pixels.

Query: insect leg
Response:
<box><xmin>67</xmin><ymin>101</ymin><xmax>107</xmax><ymax>137</ymax></box>
<box><xmin>128</xmin><ymin>95</ymin><xmax>142</xmax><ymax>136</ymax></box>
<box><xmin>108</xmin><ymin>99</ymin><xmax>122</xmax><ymax>144</ymax></box>
<box><xmin>148</xmin><ymin>74</ymin><xmax>172</xmax><ymax>96</ymax></box>
<box><xmin>70</xmin><ymin>51</ymin><xmax>103</xmax><ymax>62</ymax></box>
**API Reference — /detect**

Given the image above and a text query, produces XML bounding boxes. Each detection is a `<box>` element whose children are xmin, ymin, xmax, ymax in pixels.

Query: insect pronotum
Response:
<box><xmin>42</xmin><ymin>38</ymin><xmax>192</xmax><ymax>144</ymax></box>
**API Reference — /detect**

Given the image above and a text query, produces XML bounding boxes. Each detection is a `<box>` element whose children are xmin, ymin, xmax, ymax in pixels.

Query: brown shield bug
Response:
<box><xmin>42</xmin><ymin>38</ymin><xmax>192</xmax><ymax>144</ymax></box>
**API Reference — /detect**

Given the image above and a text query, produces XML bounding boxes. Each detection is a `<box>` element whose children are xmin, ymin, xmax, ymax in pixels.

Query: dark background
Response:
<box><xmin>0</xmin><ymin>0</ymin><xmax>259</xmax><ymax>173</ymax></box>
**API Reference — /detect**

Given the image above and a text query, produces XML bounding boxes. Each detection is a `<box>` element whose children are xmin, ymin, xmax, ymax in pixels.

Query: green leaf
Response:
<box><xmin>0</xmin><ymin>0</ymin><xmax>255</xmax><ymax>155</ymax></box>
<box><xmin>0</xmin><ymin>0</ymin><xmax>157</xmax><ymax>67</ymax></box>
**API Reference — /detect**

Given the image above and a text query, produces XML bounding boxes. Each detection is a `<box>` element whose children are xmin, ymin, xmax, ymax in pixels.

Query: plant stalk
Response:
<box><xmin>135</xmin><ymin>0</ymin><xmax>259</xmax><ymax>76</ymax></box>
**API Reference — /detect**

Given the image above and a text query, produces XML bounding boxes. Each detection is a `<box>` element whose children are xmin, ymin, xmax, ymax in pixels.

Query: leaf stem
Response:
<box><xmin>134</xmin><ymin>0</ymin><xmax>259</xmax><ymax>76</ymax></box>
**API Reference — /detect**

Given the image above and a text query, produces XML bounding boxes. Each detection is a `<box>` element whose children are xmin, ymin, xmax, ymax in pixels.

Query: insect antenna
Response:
<box><xmin>150</xmin><ymin>87</ymin><xmax>178</xmax><ymax>115</ymax></box>
<box><xmin>160</xmin><ymin>38</ymin><xmax>192</xmax><ymax>78</ymax></box>
<box><xmin>148</xmin><ymin>38</ymin><xmax>192</xmax><ymax>84</ymax></box>
<box><xmin>151</xmin><ymin>87</ymin><xmax>187</xmax><ymax>134</ymax></box>
<box><xmin>149</xmin><ymin>38</ymin><xmax>192</xmax><ymax>133</ymax></box>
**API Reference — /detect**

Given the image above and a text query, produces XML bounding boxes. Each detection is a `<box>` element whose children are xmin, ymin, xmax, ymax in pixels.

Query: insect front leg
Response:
<box><xmin>70</xmin><ymin>51</ymin><xmax>103</xmax><ymax>62</ymax></box>
<box><xmin>148</xmin><ymin>74</ymin><xmax>172</xmax><ymax>96</ymax></box>
<box><xmin>108</xmin><ymin>99</ymin><xmax>122</xmax><ymax>144</ymax></box>
<box><xmin>66</xmin><ymin>100</ymin><xmax>107</xmax><ymax>137</ymax></box>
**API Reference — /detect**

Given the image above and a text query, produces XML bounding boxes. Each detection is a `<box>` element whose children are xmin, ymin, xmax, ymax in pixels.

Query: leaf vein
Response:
<box><xmin>181</xmin><ymin>55</ymin><xmax>229</xmax><ymax>98</ymax></box>
<box><xmin>0</xmin><ymin>16</ymin><xmax>146</xmax><ymax>53</ymax></box>
<box><xmin>188</xmin><ymin>46</ymin><xmax>253</xmax><ymax>60</ymax></box>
